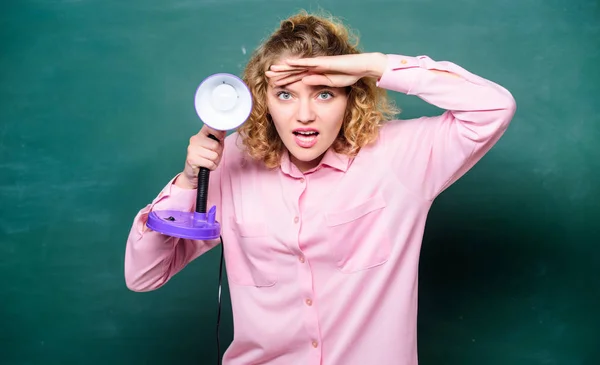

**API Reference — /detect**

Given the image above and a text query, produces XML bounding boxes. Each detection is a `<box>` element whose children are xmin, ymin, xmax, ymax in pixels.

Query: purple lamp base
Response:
<box><xmin>146</xmin><ymin>205</ymin><xmax>220</xmax><ymax>240</ymax></box>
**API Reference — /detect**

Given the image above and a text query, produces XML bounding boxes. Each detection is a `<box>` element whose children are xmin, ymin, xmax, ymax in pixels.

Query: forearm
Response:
<box><xmin>124</xmin><ymin>175</ymin><xmax>217</xmax><ymax>291</ymax></box>
<box><xmin>124</xmin><ymin>212</ymin><xmax>181</xmax><ymax>292</ymax></box>
<box><xmin>377</xmin><ymin>54</ymin><xmax>517</xmax><ymax>199</ymax></box>
<box><xmin>377</xmin><ymin>54</ymin><xmax>516</xmax><ymax>135</ymax></box>
<box><xmin>124</xmin><ymin>212</ymin><xmax>217</xmax><ymax>292</ymax></box>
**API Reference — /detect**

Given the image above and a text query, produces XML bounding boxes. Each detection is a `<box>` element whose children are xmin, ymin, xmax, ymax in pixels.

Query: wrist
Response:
<box><xmin>366</xmin><ymin>52</ymin><xmax>388</xmax><ymax>79</ymax></box>
<box><xmin>174</xmin><ymin>174</ymin><xmax>195</xmax><ymax>189</ymax></box>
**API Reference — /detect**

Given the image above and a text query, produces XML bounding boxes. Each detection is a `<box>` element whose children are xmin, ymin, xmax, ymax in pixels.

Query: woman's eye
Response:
<box><xmin>277</xmin><ymin>92</ymin><xmax>291</xmax><ymax>100</ymax></box>
<box><xmin>318</xmin><ymin>91</ymin><xmax>333</xmax><ymax>100</ymax></box>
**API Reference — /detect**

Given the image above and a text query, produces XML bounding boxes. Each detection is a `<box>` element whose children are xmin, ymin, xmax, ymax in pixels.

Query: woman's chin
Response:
<box><xmin>288</xmin><ymin>145</ymin><xmax>322</xmax><ymax>161</ymax></box>
<box><xmin>286</xmin><ymin>146</ymin><xmax>326</xmax><ymax>170</ymax></box>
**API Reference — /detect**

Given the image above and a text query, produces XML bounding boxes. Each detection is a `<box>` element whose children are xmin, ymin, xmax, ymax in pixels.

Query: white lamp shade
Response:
<box><xmin>194</xmin><ymin>73</ymin><xmax>253</xmax><ymax>131</ymax></box>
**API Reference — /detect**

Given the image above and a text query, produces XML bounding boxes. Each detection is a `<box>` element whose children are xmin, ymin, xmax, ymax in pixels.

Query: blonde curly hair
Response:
<box><xmin>238</xmin><ymin>10</ymin><xmax>399</xmax><ymax>169</ymax></box>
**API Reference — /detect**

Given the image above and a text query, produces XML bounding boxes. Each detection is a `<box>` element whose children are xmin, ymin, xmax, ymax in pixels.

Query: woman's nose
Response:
<box><xmin>296</xmin><ymin>99</ymin><xmax>316</xmax><ymax>123</ymax></box>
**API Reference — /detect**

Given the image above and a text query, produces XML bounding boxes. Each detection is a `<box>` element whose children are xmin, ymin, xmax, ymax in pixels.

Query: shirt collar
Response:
<box><xmin>280</xmin><ymin>147</ymin><xmax>351</xmax><ymax>177</ymax></box>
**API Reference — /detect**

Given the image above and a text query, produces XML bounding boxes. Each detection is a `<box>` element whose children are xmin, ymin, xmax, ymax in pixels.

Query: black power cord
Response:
<box><xmin>216</xmin><ymin>235</ymin><xmax>224</xmax><ymax>365</ymax></box>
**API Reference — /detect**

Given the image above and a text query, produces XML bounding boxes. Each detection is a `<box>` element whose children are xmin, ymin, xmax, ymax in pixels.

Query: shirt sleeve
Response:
<box><xmin>377</xmin><ymin>54</ymin><xmax>517</xmax><ymax>200</ymax></box>
<box><xmin>124</xmin><ymin>166</ymin><xmax>223</xmax><ymax>292</ymax></box>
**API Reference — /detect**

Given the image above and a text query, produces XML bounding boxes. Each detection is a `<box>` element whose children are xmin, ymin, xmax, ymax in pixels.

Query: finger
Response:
<box><xmin>190</xmin><ymin>134</ymin><xmax>221</xmax><ymax>152</ymax></box>
<box><xmin>285</xmin><ymin>57</ymin><xmax>325</xmax><ymax>68</ymax></box>
<box><xmin>188</xmin><ymin>146</ymin><xmax>221</xmax><ymax>167</ymax></box>
<box><xmin>202</xmin><ymin>126</ymin><xmax>226</xmax><ymax>141</ymax></box>
<box><xmin>269</xmin><ymin>64</ymin><xmax>308</xmax><ymax>72</ymax></box>
<box><xmin>265</xmin><ymin>70</ymin><xmax>307</xmax><ymax>82</ymax></box>
<box><xmin>266</xmin><ymin>74</ymin><xmax>304</xmax><ymax>87</ymax></box>
<box><xmin>265</xmin><ymin>69</ymin><xmax>304</xmax><ymax>80</ymax></box>
<box><xmin>201</xmin><ymin>138</ymin><xmax>224</xmax><ymax>154</ymax></box>
<box><xmin>195</xmin><ymin>147</ymin><xmax>220</xmax><ymax>162</ymax></box>
<box><xmin>188</xmin><ymin>155</ymin><xmax>219</xmax><ymax>171</ymax></box>
<box><xmin>272</xmin><ymin>70</ymin><xmax>311</xmax><ymax>86</ymax></box>
<box><xmin>301</xmin><ymin>74</ymin><xmax>334</xmax><ymax>86</ymax></box>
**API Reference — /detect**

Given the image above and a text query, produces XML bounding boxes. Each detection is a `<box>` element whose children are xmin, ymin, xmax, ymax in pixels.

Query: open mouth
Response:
<box><xmin>293</xmin><ymin>130</ymin><xmax>319</xmax><ymax>148</ymax></box>
<box><xmin>293</xmin><ymin>131</ymin><xmax>319</xmax><ymax>137</ymax></box>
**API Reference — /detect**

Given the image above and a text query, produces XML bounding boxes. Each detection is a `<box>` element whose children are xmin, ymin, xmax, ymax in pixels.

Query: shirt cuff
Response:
<box><xmin>376</xmin><ymin>54</ymin><xmax>424</xmax><ymax>94</ymax></box>
<box><xmin>377</xmin><ymin>54</ymin><xmax>464</xmax><ymax>95</ymax></box>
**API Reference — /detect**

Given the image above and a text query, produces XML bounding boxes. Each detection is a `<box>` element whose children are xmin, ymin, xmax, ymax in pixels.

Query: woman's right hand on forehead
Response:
<box><xmin>175</xmin><ymin>125</ymin><xmax>226</xmax><ymax>189</ymax></box>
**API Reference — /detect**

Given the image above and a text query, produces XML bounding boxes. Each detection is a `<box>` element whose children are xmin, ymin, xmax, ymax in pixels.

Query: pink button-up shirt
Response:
<box><xmin>125</xmin><ymin>54</ymin><xmax>516</xmax><ymax>365</ymax></box>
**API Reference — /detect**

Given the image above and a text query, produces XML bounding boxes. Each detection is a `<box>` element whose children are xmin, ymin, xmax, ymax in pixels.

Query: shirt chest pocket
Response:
<box><xmin>226</xmin><ymin>218</ymin><xmax>278</xmax><ymax>287</ymax></box>
<box><xmin>324</xmin><ymin>193</ymin><xmax>392</xmax><ymax>273</ymax></box>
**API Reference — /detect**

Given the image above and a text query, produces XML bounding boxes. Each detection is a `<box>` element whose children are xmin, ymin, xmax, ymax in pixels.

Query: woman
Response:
<box><xmin>124</xmin><ymin>11</ymin><xmax>516</xmax><ymax>365</ymax></box>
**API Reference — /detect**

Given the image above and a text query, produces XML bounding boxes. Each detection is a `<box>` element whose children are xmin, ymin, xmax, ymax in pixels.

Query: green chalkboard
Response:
<box><xmin>1</xmin><ymin>0</ymin><xmax>599</xmax><ymax>364</ymax></box>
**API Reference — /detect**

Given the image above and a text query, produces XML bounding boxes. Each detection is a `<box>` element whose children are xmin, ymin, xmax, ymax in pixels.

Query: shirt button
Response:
<box><xmin>299</xmin><ymin>256</ymin><xmax>305</xmax><ymax>263</ymax></box>
<box><xmin>305</xmin><ymin>299</ymin><xmax>313</xmax><ymax>306</ymax></box>
<box><xmin>300</xmin><ymin>178</ymin><xmax>305</xmax><ymax>183</ymax></box>
<box><xmin>312</xmin><ymin>341</ymin><xmax>319</xmax><ymax>348</ymax></box>
<box><xmin>294</xmin><ymin>216</ymin><xmax>299</xmax><ymax>224</ymax></box>
<box><xmin>400</xmin><ymin>59</ymin><xmax>408</xmax><ymax>64</ymax></box>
